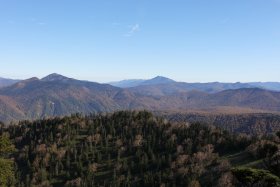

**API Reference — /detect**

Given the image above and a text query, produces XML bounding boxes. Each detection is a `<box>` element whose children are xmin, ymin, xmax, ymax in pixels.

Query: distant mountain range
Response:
<box><xmin>0</xmin><ymin>77</ymin><xmax>20</xmax><ymax>88</ymax></box>
<box><xmin>109</xmin><ymin>76</ymin><xmax>175</xmax><ymax>88</ymax></box>
<box><xmin>110</xmin><ymin>76</ymin><xmax>280</xmax><ymax>92</ymax></box>
<box><xmin>0</xmin><ymin>73</ymin><xmax>280</xmax><ymax>122</ymax></box>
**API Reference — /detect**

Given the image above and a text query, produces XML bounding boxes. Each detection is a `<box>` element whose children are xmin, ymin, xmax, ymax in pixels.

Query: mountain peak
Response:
<box><xmin>152</xmin><ymin>76</ymin><xmax>174</xmax><ymax>81</ymax></box>
<box><xmin>41</xmin><ymin>73</ymin><xmax>71</xmax><ymax>82</ymax></box>
<box><xmin>142</xmin><ymin>76</ymin><xmax>175</xmax><ymax>85</ymax></box>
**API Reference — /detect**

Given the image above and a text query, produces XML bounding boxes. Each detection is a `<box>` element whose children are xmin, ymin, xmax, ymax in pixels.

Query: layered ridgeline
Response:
<box><xmin>2</xmin><ymin>111</ymin><xmax>280</xmax><ymax>186</ymax></box>
<box><xmin>0</xmin><ymin>73</ymin><xmax>280</xmax><ymax>122</ymax></box>
<box><xmin>110</xmin><ymin>76</ymin><xmax>280</xmax><ymax>92</ymax></box>
<box><xmin>0</xmin><ymin>77</ymin><xmax>20</xmax><ymax>88</ymax></box>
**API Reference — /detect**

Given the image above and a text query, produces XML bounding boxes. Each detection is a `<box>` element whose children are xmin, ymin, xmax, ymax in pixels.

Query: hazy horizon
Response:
<box><xmin>1</xmin><ymin>73</ymin><xmax>280</xmax><ymax>84</ymax></box>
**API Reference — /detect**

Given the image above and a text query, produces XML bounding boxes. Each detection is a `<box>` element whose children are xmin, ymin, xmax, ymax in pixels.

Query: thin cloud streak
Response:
<box><xmin>124</xmin><ymin>24</ymin><xmax>140</xmax><ymax>37</ymax></box>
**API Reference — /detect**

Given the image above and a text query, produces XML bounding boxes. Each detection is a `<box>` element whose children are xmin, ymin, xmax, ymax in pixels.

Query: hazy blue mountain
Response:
<box><xmin>110</xmin><ymin>76</ymin><xmax>257</xmax><ymax>93</ymax></box>
<box><xmin>179</xmin><ymin>82</ymin><xmax>255</xmax><ymax>93</ymax></box>
<box><xmin>111</xmin><ymin>77</ymin><xmax>280</xmax><ymax>94</ymax></box>
<box><xmin>128</xmin><ymin>81</ymin><xmax>256</xmax><ymax>96</ymax></box>
<box><xmin>0</xmin><ymin>77</ymin><xmax>20</xmax><ymax>88</ymax></box>
<box><xmin>109</xmin><ymin>76</ymin><xmax>175</xmax><ymax>88</ymax></box>
<box><xmin>140</xmin><ymin>76</ymin><xmax>176</xmax><ymax>85</ymax></box>
<box><xmin>249</xmin><ymin>82</ymin><xmax>280</xmax><ymax>91</ymax></box>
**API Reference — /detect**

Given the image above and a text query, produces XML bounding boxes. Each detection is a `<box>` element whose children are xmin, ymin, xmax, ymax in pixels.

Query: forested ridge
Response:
<box><xmin>162</xmin><ymin>112</ymin><xmax>280</xmax><ymax>135</ymax></box>
<box><xmin>1</xmin><ymin>111</ymin><xmax>280</xmax><ymax>186</ymax></box>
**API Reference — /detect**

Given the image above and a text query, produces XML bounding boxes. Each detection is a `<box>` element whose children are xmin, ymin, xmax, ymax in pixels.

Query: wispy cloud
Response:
<box><xmin>30</xmin><ymin>18</ymin><xmax>46</xmax><ymax>26</ymax></box>
<box><xmin>37</xmin><ymin>22</ymin><xmax>46</xmax><ymax>26</ymax></box>
<box><xmin>124</xmin><ymin>24</ymin><xmax>140</xmax><ymax>37</ymax></box>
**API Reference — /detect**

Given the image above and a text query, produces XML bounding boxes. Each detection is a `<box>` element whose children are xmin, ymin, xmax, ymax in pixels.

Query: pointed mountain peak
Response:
<box><xmin>142</xmin><ymin>76</ymin><xmax>175</xmax><ymax>85</ymax></box>
<box><xmin>151</xmin><ymin>76</ymin><xmax>174</xmax><ymax>81</ymax></box>
<box><xmin>41</xmin><ymin>73</ymin><xmax>71</xmax><ymax>82</ymax></box>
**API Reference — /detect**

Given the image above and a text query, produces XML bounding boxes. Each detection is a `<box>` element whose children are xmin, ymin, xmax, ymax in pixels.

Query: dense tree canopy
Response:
<box><xmin>0</xmin><ymin>133</ymin><xmax>15</xmax><ymax>186</ymax></box>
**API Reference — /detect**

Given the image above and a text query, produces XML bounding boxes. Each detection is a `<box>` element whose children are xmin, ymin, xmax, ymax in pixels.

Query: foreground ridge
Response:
<box><xmin>1</xmin><ymin>111</ymin><xmax>280</xmax><ymax>186</ymax></box>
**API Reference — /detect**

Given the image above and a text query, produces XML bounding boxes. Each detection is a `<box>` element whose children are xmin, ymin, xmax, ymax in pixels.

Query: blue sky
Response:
<box><xmin>0</xmin><ymin>0</ymin><xmax>279</xmax><ymax>82</ymax></box>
